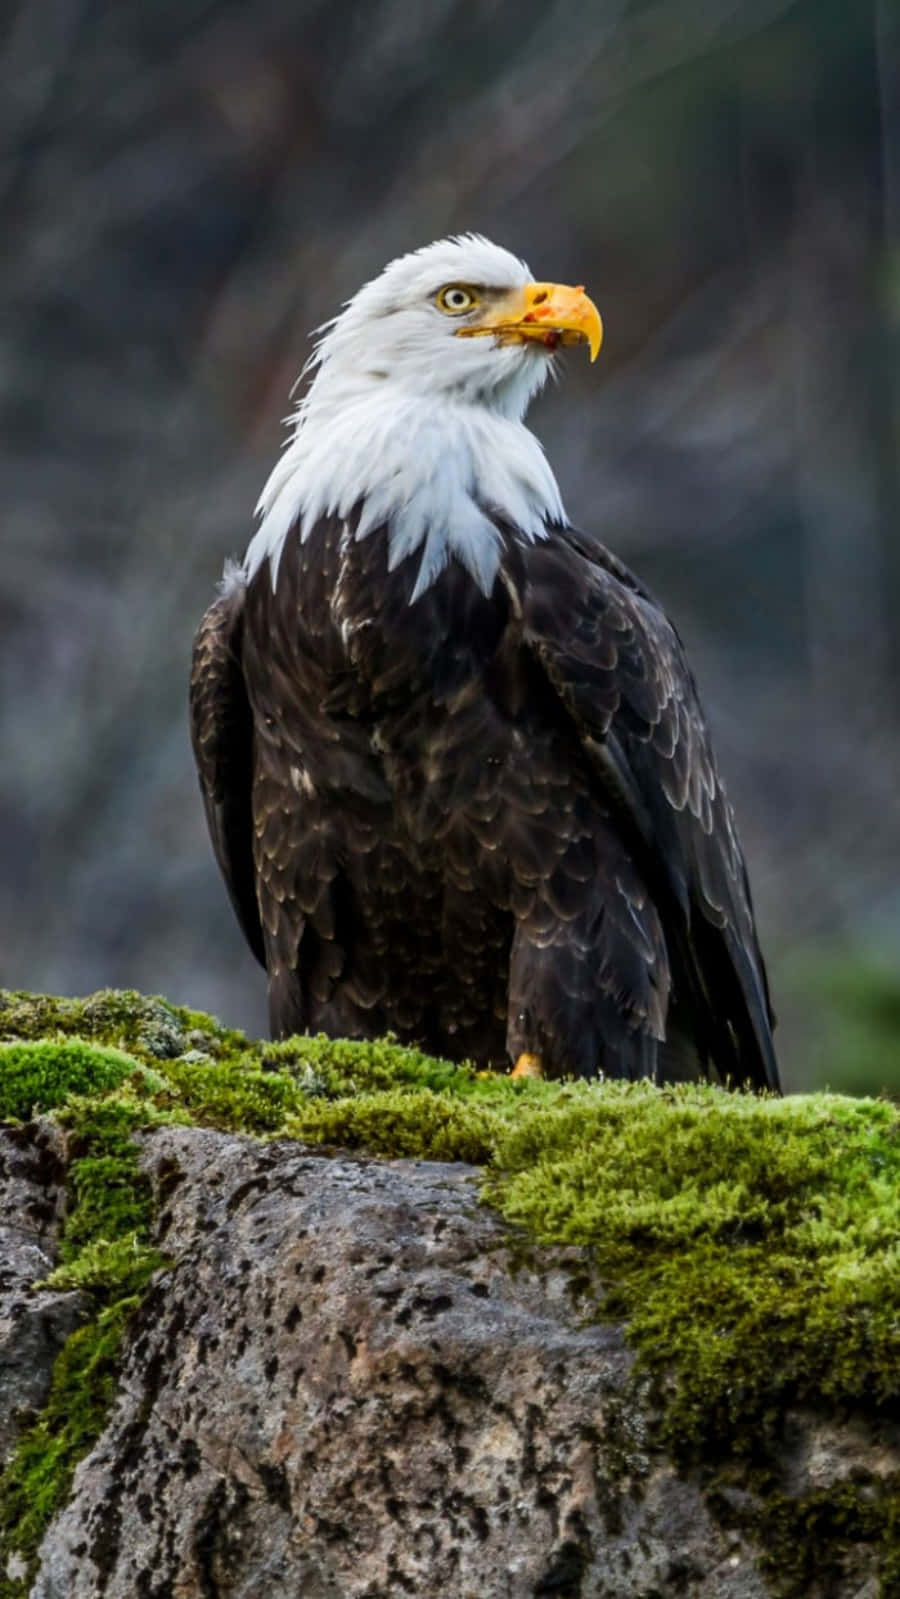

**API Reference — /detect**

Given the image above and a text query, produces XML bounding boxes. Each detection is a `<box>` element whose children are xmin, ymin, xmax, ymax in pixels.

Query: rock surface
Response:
<box><xmin>2</xmin><ymin>1123</ymin><xmax>892</xmax><ymax>1598</ymax></box>
<box><xmin>0</xmin><ymin>1127</ymin><xmax>86</xmax><ymax>1465</ymax></box>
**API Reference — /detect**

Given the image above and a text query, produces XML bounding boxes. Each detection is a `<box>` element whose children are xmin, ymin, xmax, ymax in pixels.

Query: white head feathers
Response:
<box><xmin>244</xmin><ymin>234</ymin><xmax>568</xmax><ymax>601</ymax></box>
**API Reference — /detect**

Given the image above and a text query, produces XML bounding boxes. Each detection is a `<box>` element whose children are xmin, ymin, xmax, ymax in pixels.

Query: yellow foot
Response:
<box><xmin>510</xmin><ymin>1052</ymin><xmax>544</xmax><ymax>1080</ymax></box>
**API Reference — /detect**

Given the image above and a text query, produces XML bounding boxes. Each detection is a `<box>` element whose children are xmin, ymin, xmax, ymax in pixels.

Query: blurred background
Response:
<box><xmin>2</xmin><ymin>0</ymin><xmax>898</xmax><ymax>1092</ymax></box>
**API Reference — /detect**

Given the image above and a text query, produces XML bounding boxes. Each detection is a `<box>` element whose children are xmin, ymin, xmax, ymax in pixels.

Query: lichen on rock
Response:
<box><xmin>0</xmin><ymin>987</ymin><xmax>898</xmax><ymax>1597</ymax></box>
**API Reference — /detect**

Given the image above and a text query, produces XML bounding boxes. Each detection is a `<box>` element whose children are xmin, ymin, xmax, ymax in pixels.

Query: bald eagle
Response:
<box><xmin>190</xmin><ymin>235</ymin><xmax>778</xmax><ymax>1089</ymax></box>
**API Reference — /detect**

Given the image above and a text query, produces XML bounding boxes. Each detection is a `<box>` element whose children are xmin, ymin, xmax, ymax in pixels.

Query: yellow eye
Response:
<box><xmin>437</xmin><ymin>285</ymin><xmax>478</xmax><ymax>314</ymax></box>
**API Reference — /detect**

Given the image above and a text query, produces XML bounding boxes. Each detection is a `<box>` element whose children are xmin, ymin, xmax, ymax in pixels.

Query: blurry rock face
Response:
<box><xmin>2</xmin><ymin>1124</ymin><xmax>889</xmax><ymax>1598</ymax></box>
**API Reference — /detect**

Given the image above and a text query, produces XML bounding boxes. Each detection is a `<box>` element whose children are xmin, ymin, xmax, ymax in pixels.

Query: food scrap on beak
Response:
<box><xmin>458</xmin><ymin>281</ymin><xmax>603</xmax><ymax>362</ymax></box>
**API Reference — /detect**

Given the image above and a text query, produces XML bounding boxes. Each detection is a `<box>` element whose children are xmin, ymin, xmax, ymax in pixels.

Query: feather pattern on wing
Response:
<box><xmin>519</xmin><ymin>528</ymin><xmax>777</xmax><ymax>1088</ymax></box>
<box><xmin>189</xmin><ymin>573</ymin><xmax>265</xmax><ymax>969</ymax></box>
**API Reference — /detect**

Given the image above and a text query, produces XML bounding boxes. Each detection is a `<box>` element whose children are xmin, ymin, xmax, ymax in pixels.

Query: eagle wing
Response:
<box><xmin>189</xmin><ymin>574</ymin><xmax>266</xmax><ymax>968</ymax></box>
<box><xmin>521</xmin><ymin>529</ymin><xmax>778</xmax><ymax>1091</ymax></box>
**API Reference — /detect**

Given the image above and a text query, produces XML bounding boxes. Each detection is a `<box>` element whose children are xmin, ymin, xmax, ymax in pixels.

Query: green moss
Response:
<box><xmin>284</xmin><ymin>1087</ymin><xmax>501</xmax><ymax>1162</ymax></box>
<box><xmin>1</xmin><ymin>988</ymin><xmax>899</xmax><ymax>1593</ymax></box>
<box><xmin>0</xmin><ymin>987</ymin><xmax>250</xmax><ymax>1069</ymax></box>
<box><xmin>262</xmin><ymin>1031</ymin><xmax>493</xmax><ymax>1098</ymax></box>
<box><xmin>39</xmin><ymin>1233</ymin><xmax>163</xmax><ymax>1296</ymax></box>
<box><xmin>59</xmin><ymin>1108</ymin><xmax>157</xmax><ymax>1260</ymax></box>
<box><xmin>0</xmin><ymin>1297</ymin><xmax>139</xmax><ymax>1590</ymax></box>
<box><xmin>0</xmin><ymin>1086</ymin><xmax>167</xmax><ymax>1587</ymax></box>
<box><xmin>0</xmin><ymin>1039</ymin><xmax>137</xmax><ymax>1119</ymax></box>
<box><xmin>160</xmin><ymin>1053</ymin><xmax>314</xmax><ymax>1131</ymax></box>
<box><xmin>152</xmin><ymin>1030</ymin><xmax>543</xmax><ymax>1136</ymax></box>
<box><xmin>482</xmin><ymin>1081</ymin><xmax>900</xmax><ymax>1594</ymax></box>
<box><xmin>752</xmin><ymin>1481</ymin><xmax>900</xmax><ymax>1596</ymax></box>
<box><xmin>485</xmin><ymin>1083</ymin><xmax>900</xmax><ymax>1439</ymax></box>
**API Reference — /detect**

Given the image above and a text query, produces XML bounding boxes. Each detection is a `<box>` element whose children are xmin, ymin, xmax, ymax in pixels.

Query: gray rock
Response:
<box><xmin>30</xmin><ymin>1126</ymin><xmax>769</xmax><ymax>1598</ymax></box>
<box><xmin>0</xmin><ymin>1125</ymin><xmax>87</xmax><ymax>1466</ymax></box>
<box><xmin>780</xmin><ymin>1409</ymin><xmax>900</xmax><ymax>1498</ymax></box>
<box><xmin>1</xmin><ymin>1124</ymin><xmax>883</xmax><ymax>1598</ymax></box>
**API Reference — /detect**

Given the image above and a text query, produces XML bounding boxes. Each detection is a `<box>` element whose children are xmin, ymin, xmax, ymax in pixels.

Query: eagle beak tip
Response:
<box><xmin>587</xmin><ymin>308</ymin><xmax>603</xmax><ymax>364</ymax></box>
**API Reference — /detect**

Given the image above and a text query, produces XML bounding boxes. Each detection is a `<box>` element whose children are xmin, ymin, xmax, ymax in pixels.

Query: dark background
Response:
<box><xmin>3</xmin><ymin>0</ymin><xmax>899</xmax><ymax>1091</ymax></box>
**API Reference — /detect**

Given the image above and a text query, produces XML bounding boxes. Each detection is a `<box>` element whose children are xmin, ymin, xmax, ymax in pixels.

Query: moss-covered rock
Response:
<box><xmin>0</xmin><ymin>987</ymin><xmax>898</xmax><ymax>1596</ymax></box>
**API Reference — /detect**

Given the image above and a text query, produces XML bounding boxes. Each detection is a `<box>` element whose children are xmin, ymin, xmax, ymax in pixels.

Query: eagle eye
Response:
<box><xmin>436</xmin><ymin>285</ymin><xmax>478</xmax><ymax>315</ymax></box>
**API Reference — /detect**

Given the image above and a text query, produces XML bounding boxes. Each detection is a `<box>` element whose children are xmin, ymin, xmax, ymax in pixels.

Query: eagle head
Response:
<box><xmin>247</xmin><ymin>235</ymin><xmax>602</xmax><ymax>600</ymax></box>
<box><xmin>309</xmin><ymin>234</ymin><xmax>602</xmax><ymax>420</ymax></box>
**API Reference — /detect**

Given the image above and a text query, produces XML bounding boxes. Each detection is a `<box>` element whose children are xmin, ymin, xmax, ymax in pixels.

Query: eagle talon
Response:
<box><xmin>510</xmin><ymin>1053</ymin><xmax>544</xmax><ymax>1080</ymax></box>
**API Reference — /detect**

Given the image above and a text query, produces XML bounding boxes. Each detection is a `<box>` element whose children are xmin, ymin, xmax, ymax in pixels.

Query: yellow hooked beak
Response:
<box><xmin>457</xmin><ymin>281</ymin><xmax>603</xmax><ymax>362</ymax></box>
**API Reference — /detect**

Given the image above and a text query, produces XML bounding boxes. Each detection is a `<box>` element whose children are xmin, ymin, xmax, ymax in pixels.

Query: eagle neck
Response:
<box><xmin>244</xmin><ymin>386</ymin><xmax>567</xmax><ymax>603</ymax></box>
